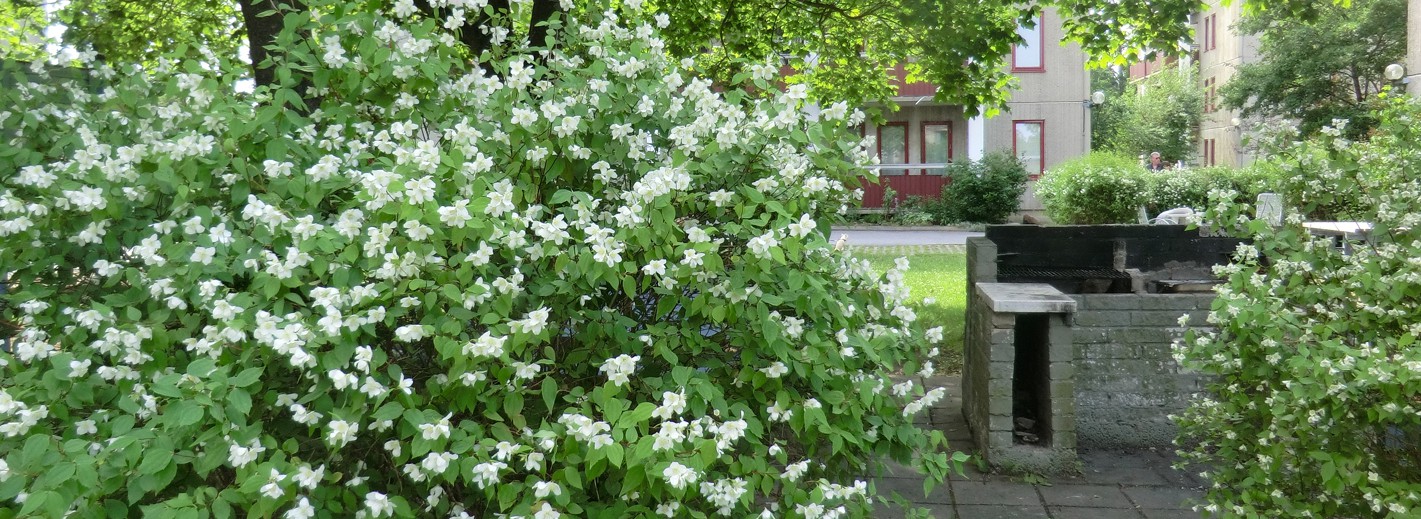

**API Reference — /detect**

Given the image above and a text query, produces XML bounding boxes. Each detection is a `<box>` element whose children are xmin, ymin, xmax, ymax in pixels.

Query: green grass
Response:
<box><xmin>856</xmin><ymin>250</ymin><xmax>967</xmax><ymax>375</ymax></box>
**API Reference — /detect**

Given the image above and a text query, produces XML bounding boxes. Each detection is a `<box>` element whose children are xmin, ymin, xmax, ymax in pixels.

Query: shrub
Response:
<box><xmin>1175</xmin><ymin>93</ymin><xmax>1421</xmax><ymax>517</ymax></box>
<box><xmin>1034</xmin><ymin>151</ymin><xmax>1149</xmax><ymax>224</ymax></box>
<box><xmin>0</xmin><ymin>3</ymin><xmax>959</xmax><ymax>518</ymax></box>
<box><xmin>1143</xmin><ymin>164</ymin><xmax>1286</xmax><ymax>215</ymax></box>
<box><xmin>936</xmin><ymin>151</ymin><xmax>1027</xmax><ymax>224</ymax></box>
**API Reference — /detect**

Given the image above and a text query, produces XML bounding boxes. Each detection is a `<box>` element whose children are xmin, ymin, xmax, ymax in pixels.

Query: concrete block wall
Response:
<box><xmin>1069</xmin><ymin>293</ymin><xmax>1214</xmax><ymax>449</ymax></box>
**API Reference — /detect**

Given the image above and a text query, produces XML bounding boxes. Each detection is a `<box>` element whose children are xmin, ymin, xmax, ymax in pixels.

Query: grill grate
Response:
<box><xmin>997</xmin><ymin>266</ymin><xmax>1132</xmax><ymax>280</ymax></box>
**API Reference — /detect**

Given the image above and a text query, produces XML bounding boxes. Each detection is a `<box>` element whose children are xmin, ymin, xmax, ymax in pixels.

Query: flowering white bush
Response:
<box><xmin>1175</xmin><ymin>94</ymin><xmax>1421</xmax><ymax>517</ymax></box>
<box><xmin>0</xmin><ymin>1</ymin><xmax>958</xmax><ymax>517</ymax></box>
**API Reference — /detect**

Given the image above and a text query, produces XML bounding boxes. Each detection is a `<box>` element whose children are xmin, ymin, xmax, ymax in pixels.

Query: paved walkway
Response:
<box><xmin>876</xmin><ymin>376</ymin><xmax>1210</xmax><ymax>518</ymax></box>
<box><xmin>830</xmin><ymin>227</ymin><xmax>984</xmax><ymax>248</ymax></box>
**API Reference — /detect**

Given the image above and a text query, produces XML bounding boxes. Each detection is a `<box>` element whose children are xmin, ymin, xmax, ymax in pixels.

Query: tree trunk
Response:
<box><xmin>527</xmin><ymin>0</ymin><xmax>559</xmax><ymax>49</ymax></box>
<box><xmin>238</xmin><ymin>0</ymin><xmax>302</xmax><ymax>89</ymax></box>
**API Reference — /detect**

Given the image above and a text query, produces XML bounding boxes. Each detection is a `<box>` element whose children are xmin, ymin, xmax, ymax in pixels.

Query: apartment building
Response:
<box><xmin>857</xmin><ymin>8</ymin><xmax>1092</xmax><ymax>209</ymax></box>
<box><xmin>1128</xmin><ymin>2</ymin><xmax>1260</xmax><ymax>168</ymax></box>
<box><xmin>1196</xmin><ymin>1</ymin><xmax>1261</xmax><ymax>167</ymax></box>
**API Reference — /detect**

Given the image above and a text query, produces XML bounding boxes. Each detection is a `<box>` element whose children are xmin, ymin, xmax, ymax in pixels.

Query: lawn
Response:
<box><xmin>855</xmin><ymin>249</ymin><xmax>968</xmax><ymax>375</ymax></box>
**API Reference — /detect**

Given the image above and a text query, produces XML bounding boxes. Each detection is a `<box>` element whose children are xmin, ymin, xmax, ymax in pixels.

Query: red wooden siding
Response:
<box><xmin>859</xmin><ymin>175</ymin><xmax>950</xmax><ymax>208</ymax></box>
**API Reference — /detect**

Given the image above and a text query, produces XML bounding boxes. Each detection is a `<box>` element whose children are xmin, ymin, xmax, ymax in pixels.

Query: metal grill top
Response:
<box><xmin>997</xmin><ymin>266</ymin><xmax>1133</xmax><ymax>280</ymax></box>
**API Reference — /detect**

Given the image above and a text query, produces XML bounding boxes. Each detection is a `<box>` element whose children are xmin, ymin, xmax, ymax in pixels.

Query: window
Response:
<box><xmin>1202</xmin><ymin>14</ymin><xmax>1218</xmax><ymax>52</ymax></box>
<box><xmin>1013</xmin><ymin>120</ymin><xmax>1044</xmax><ymax>177</ymax></box>
<box><xmin>1204</xmin><ymin>77</ymin><xmax>1218</xmax><ymax>112</ymax></box>
<box><xmin>877</xmin><ymin>122</ymin><xmax>908</xmax><ymax>175</ymax></box>
<box><xmin>1204</xmin><ymin>138</ymin><xmax>1217</xmax><ymax>166</ymax></box>
<box><xmin>1012</xmin><ymin>17</ymin><xmax>1044</xmax><ymax>72</ymax></box>
<box><xmin>921</xmin><ymin>122</ymin><xmax>952</xmax><ymax>175</ymax></box>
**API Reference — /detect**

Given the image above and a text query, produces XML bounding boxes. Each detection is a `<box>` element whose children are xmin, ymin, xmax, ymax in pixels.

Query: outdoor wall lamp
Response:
<box><xmin>1385</xmin><ymin>63</ymin><xmax>1406</xmax><ymax>82</ymax></box>
<box><xmin>1083</xmin><ymin>90</ymin><xmax>1106</xmax><ymax>108</ymax></box>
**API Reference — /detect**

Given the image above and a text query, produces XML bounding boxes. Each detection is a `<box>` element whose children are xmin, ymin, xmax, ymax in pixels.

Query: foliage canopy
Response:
<box><xmin>1177</xmin><ymin>94</ymin><xmax>1421</xmax><ymax>517</ymax></box>
<box><xmin>0</xmin><ymin>1</ymin><xmax>961</xmax><ymax>517</ymax></box>
<box><xmin>1220</xmin><ymin>0</ymin><xmax>1405</xmax><ymax>138</ymax></box>
<box><xmin>1</xmin><ymin>0</ymin><xmax>1341</xmax><ymax>113</ymax></box>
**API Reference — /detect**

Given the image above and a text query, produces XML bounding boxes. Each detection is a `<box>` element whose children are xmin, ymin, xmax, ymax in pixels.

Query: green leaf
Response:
<box><xmin>139</xmin><ymin>441</ymin><xmax>174</xmax><ymax>475</ymax></box>
<box><xmin>230</xmin><ymin>367</ymin><xmax>263</xmax><ymax>388</ymax></box>
<box><xmin>541</xmin><ymin>377</ymin><xmax>559</xmax><ymax>412</ymax></box>
<box><xmin>228</xmin><ymin>389</ymin><xmax>252</xmax><ymax>416</ymax></box>
<box><xmin>169</xmin><ymin>401</ymin><xmax>205</xmax><ymax>427</ymax></box>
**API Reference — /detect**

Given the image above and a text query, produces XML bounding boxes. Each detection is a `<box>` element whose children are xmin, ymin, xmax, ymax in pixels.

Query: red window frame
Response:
<box><xmin>920</xmin><ymin>121</ymin><xmax>953</xmax><ymax>176</ymax></box>
<box><xmin>1012</xmin><ymin>120</ymin><xmax>1046</xmax><ymax>179</ymax></box>
<box><xmin>876</xmin><ymin>122</ymin><xmax>909</xmax><ymax>176</ymax></box>
<box><xmin>1011</xmin><ymin>16</ymin><xmax>1046</xmax><ymax>73</ymax></box>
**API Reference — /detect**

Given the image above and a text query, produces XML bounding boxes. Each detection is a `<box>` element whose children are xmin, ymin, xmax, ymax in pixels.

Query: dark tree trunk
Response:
<box><xmin>239</xmin><ymin>0</ymin><xmax>303</xmax><ymax>89</ymax></box>
<box><xmin>527</xmin><ymin>0</ymin><xmax>559</xmax><ymax>49</ymax></box>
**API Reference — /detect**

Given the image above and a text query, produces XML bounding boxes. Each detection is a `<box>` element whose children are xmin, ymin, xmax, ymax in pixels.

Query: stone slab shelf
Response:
<box><xmin>976</xmin><ymin>283</ymin><xmax>1079</xmax><ymax>314</ymax></box>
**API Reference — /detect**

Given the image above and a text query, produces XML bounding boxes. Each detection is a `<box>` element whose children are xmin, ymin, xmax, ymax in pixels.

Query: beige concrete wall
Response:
<box><xmin>1197</xmin><ymin>1</ymin><xmax>1260</xmax><ymax>167</ymax></box>
<box><xmin>1408</xmin><ymin>0</ymin><xmax>1421</xmax><ymax>95</ymax></box>
<box><xmin>985</xmin><ymin>7</ymin><xmax>1092</xmax><ymax>211</ymax></box>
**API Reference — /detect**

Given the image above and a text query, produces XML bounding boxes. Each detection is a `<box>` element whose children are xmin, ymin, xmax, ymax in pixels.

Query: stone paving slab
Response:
<box><xmin>1122</xmin><ymin>486</ymin><xmax>1200</xmax><ymax>510</ymax></box>
<box><xmin>1050</xmin><ymin>505</ymin><xmax>1146</xmax><ymax>519</ymax></box>
<box><xmin>951</xmin><ymin>482</ymin><xmax>1042</xmax><ymax>506</ymax></box>
<box><xmin>873</xmin><ymin>374</ymin><xmax>1210</xmax><ymax>518</ymax></box>
<box><xmin>1038</xmin><ymin>484</ymin><xmax>1135</xmax><ymax>509</ymax></box>
<box><xmin>954</xmin><ymin>504</ymin><xmax>1050</xmax><ymax>518</ymax></box>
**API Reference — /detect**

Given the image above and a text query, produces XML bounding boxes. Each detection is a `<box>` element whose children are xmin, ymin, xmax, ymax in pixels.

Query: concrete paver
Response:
<box><xmin>954</xmin><ymin>504</ymin><xmax>1051</xmax><ymax>518</ymax></box>
<box><xmin>1037</xmin><ymin>484</ymin><xmax>1135</xmax><ymax>509</ymax></box>
<box><xmin>1122</xmin><ymin>487</ymin><xmax>1201</xmax><ymax>510</ymax></box>
<box><xmin>878</xmin><ymin>375</ymin><xmax>1211</xmax><ymax>518</ymax></box>
<box><xmin>1049</xmin><ymin>506</ymin><xmax>1146</xmax><ymax>519</ymax></box>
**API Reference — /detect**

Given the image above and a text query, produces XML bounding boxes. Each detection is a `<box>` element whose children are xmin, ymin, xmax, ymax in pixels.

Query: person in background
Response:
<box><xmin>1146</xmin><ymin>151</ymin><xmax>1167</xmax><ymax>171</ymax></box>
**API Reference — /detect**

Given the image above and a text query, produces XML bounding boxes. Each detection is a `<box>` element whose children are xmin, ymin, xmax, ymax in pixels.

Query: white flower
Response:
<box><xmin>783</xmin><ymin>460</ymin><xmax>809</xmax><ymax>481</ymax></box>
<box><xmin>260</xmin><ymin>468</ymin><xmax>287</xmax><ymax>499</ymax></box>
<box><xmin>464</xmin><ymin>331</ymin><xmax>506</xmax><ymax>358</ymax></box>
<box><xmin>787</xmin><ymin>213</ymin><xmax>816</xmax><ymax>239</ymax></box>
<box><xmin>327</xmin><ymin>419</ymin><xmax>359</xmax><ymax>447</ymax></box>
<box><xmin>533</xmin><ymin>480</ymin><xmax>563</xmax><ymax>498</ymax></box>
<box><xmin>284</xmin><ymin>497</ymin><xmax>316</xmax><ymax>519</ymax></box>
<box><xmin>925</xmin><ymin>326</ymin><xmax>944</xmax><ymax>343</ymax></box>
<box><xmin>227</xmin><ymin>440</ymin><xmax>265</xmax><ymax>468</ymax></box>
<box><xmin>394</xmin><ymin>324</ymin><xmax>428</xmax><ymax>342</ymax></box>
<box><xmin>75</xmin><ymin>420</ymin><xmax>97</xmax><ymax>435</ymax></box>
<box><xmin>0</xmin><ymin>459</ymin><xmax>9</xmax><ymax>482</ymax></box>
<box><xmin>419</xmin><ymin>414</ymin><xmax>453</xmax><ymax>440</ymax></box>
<box><xmin>652</xmin><ymin>390</ymin><xmax>687</xmax><ymax>420</ymax></box>
<box><xmin>657</xmin><ymin>502</ymin><xmax>681</xmax><ymax>517</ymax></box>
<box><xmin>365</xmin><ymin>491</ymin><xmax>395</xmax><ymax>517</ymax></box>
<box><xmin>512</xmin><ymin>307</ymin><xmax>551</xmax><ymax>335</ymax></box>
<box><xmin>532</xmin><ymin>502</ymin><xmax>561</xmax><ymax>519</ymax></box>
<box><xmin>747</xmin><ymin>231</ymin><xmax>778</xmax><ymax>258</ymax></box>
<box><xmin>663</xmin><ymin>462</ymin><xmax>699</xmax><ymax>490</ymax></box>
<box><xmin>190</xmin><ymin>246</ymin><xmax>216</xmax><ymax>265</ymax></box>
<box><xmin>294</xmin><ymin>464</ymin><xmax>324</xmax><ymax>489</ymax></box>
<box><xmin>470</xmin><ymin>461</ymin><xmax>507</xmax><ymax>489</ymax></box>
<box><xmin>760</xmin><ymin>362</ymin><xmax>789</xmax><ymax>378</ymax></box>
<box><xmin>421</xmin><ymin>452</ymin><xmax>458</xmax><ymax>474</ymax></box>
<box><xmin>599</xmin><ymin>354</ymin><xmax>640</xmax><ymax>387</ymax></box>
<box><xmin>642</xmin><ymin>259</ymin><xmax>668</xmax><ymax>277</ymax></box>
